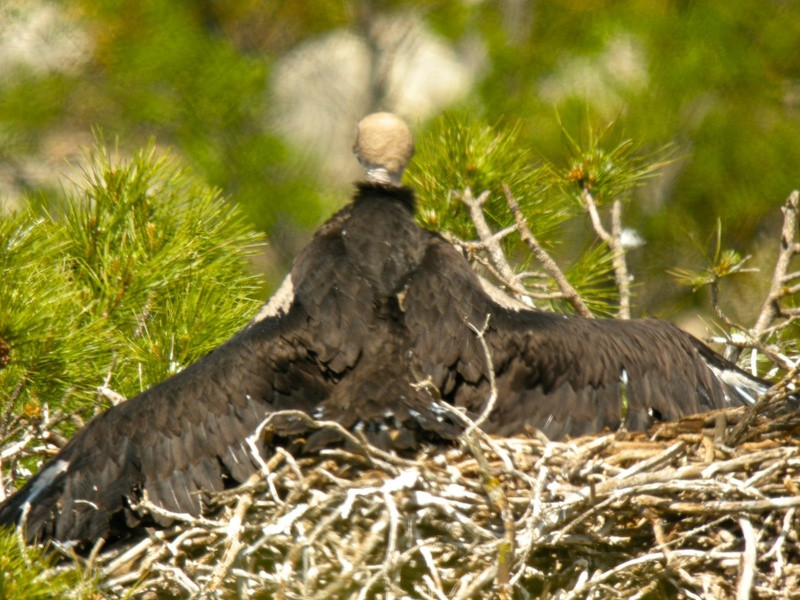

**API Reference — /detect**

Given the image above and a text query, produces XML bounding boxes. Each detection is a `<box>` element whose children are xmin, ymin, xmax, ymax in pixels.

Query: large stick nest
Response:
<box><xmin>70</xmin><ymin>401</ymin><xmax>800</xmax><ymax>600</ymax></box>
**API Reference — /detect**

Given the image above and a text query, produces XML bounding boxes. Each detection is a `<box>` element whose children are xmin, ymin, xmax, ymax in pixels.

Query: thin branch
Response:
<box><xmin>725</xmin><ymin>362</ymin><xmax>800</xmax><ymax>446</ymax></box>
<box><xmin>464</xmin><ymin>315</ymin><xmax>498</xmax><ymax>436</ymax></box>
<box><xmin>750</xmin><ymin>191</ymin><xmax>800</xmax><ymax>340</ymax></box>
<box><xmin>610</xmin><ymin>199</ymin><xmax>633</xmax><ymax>319</ymax></box>
<box><xmin>203</xmin><ymin>491</ymin><xmax>253</xmax><ymax>594</ymax></box>
<box><xmin>459</xmin><ymin>188</ymin><xmax>523</xmax><ymax>295</ymax></box>
<box><xmin>736</xmin><ymin>516</ymin><xmax>757</xmax><ymax>600</ymax></box>
<box><xmin>581</xmin><ymin>187</ymin><xmax>633</xmax><ymax>318</ymax></box>
<box><xmin>53</xmin><ymin>403</ymin><xmax>800</xmax><ymax>598</ymax></box>
<box><xmin>503</xmin><ymin>184</ymin><xmax>593</xmax><ymax>317</ymax></box>
<box><xmin>717</xmin><ymin>191</ymin><xmax>800</xmax><ymax>363</ymax></box>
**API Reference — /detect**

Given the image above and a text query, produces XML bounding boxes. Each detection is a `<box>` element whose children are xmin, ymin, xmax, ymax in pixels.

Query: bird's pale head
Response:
<box><xmin>353</xmin><ymin>112</ymin><xmax>414</xmax><ymax>186</ymax></box>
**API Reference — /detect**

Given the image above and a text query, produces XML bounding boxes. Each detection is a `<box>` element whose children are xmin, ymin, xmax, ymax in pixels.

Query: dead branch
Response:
<box><xmin>580</xmin><ymin>186</ymin><xmax>633</xmax><ymax>319</ymax></box>
<box><xmin>751</xmin><ymin>191</ymin><xmax>800</xmax><ymax>341</ymax></box>
<box><xmin>459</xmin><ymin>188</ymin><xmax>525</xmax><ymax>298</ymax></box>
<box><xmin>503</xmin><ymin>185</ymin><xmax>593</xmax><ymax>317</ymax></box>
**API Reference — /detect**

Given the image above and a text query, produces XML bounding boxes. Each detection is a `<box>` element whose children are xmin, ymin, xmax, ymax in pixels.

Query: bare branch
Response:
<box><xmin>25</xmin><ymin>404</ymin><xmax>787</xmax><ymax>598</ymax></box>
<box><xmin>464</xmin><ymin>315</ymin><xmax>498</xmax><ymax>436</ymax></box>
<box><xmin>719</xmin><ymin>191</ymin><xmax>800</xmax><ymax>363</ymax></box>
<box><xmin>581</xmin><ymin>187</ymin><xmax>633</xmax><ymax>318</ymax></box>
<box><xmin>503</xmin><ymin>185</ymin><xmax>593</xmax><ymax>317</ymax></box>
<box><xmin>459</xmin><ymin>188</ymin><xmax>523</xmax><ymax>294</ymax></box>
<box><xmin>750</xmin><ymin>191</ymin><xmax>800</xmax><ymax>339</ymax></box>
<box><xmin>736</xmin><ymin>516</ymin><xmax>757</xmax><ymax>600</ymax></box>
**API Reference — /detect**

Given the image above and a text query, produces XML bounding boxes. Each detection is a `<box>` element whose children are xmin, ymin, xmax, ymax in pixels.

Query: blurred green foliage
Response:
<box><xmin>2</xmin><ymin>0</ymin><xmax>799</xmax><ymax>318</ymax></box>
<box><xmin>1</xmin><ymin>0</ymin><xmax>326</xmax><ymax>244</ymax></box>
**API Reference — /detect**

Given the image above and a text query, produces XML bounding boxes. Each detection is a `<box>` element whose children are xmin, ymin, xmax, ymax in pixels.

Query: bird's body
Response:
<box><xmin>0</xmin><ymin>114</ymin><xmax>780</xmax><ymax>546</ymax></box>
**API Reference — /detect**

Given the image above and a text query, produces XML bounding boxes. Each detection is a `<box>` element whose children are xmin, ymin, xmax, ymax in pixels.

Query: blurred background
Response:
<box><xmin>2</xmin><ymin>0</ymin><xmax>799</xmax><ymax>327</ymax></box>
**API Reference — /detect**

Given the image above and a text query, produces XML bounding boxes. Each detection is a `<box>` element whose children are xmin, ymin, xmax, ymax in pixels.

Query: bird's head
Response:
<box><xmin>353</xmin><ymin>112</ymin><xmax>414</xmax><ymax>186</ymax></box>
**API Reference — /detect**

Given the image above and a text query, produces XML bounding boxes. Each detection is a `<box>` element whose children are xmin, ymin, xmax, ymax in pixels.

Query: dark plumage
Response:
<box><xmin>0</xmin><ymin>114</ymin><xmax>783</xmax><ymax>546</ymax></box>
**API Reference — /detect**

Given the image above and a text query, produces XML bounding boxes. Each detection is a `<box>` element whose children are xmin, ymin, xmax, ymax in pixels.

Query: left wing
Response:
<box><xmin>400</xmin><ymin>234</ymin><xmax>756</xmax><ymax>439</ymax></box>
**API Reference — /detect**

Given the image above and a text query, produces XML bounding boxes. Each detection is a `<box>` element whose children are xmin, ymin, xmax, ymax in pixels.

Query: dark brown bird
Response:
<box><xmin>0</xmin><ymin>113</ymin><xmax>778</xmax><ymax>546</ymax></box>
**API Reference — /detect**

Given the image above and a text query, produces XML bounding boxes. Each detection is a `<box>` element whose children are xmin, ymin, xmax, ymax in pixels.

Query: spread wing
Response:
<box><xmin>0</xmin><ymin>204</ymin><xmax>386</xmax><ymax>544</ymax></box>
<box><xmin>0</xmin><ymin>309</ymin><xmax>333</xmax><ymax>543</ymax></box>
<box><xmin>401</xmin><ymin>235</ymin><xmax>756</xmax><ymax>440</ymax></box>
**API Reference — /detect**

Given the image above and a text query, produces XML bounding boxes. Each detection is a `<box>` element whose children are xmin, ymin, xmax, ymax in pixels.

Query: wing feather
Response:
<box><xmin>0</xmin><ymin>188</ymin><xmax>410</xmax><ymax>545</ymax></box>
<box><xmin>0</xmin><ymin>307</ymin><xmax>339</xmax><ymax>542</ymax></box>
<box><xmin>400</xmin><ymin>233</ymin><xmax>744</xmax><ymax>439</ymax></box>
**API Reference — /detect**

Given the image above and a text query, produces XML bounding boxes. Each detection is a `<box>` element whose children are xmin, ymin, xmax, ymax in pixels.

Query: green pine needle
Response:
<box><xmin>553</xmin><ymin>119</ymin><xmax>674</xmax><ymax>206</ymax></box>
<box><xmin>668</xmin><ymin>221</ymin><xmax>754</xmax><ymax>290</ymax></box>
<box><xmin>0</xmin><ymin>141</ymin><xmax>265</xmax><ymax>426</ymax></box>
<box><xmin>0</xmin><ymin>527</ymin><xmax>99</xmax><ymax>599</ymax></box>
<box><xmin>407</xmin><ymin>113</ymin><xmax>566</xmax><ymax>242</ymax></box>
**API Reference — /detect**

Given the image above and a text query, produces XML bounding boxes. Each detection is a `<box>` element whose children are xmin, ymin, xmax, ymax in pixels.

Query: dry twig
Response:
<box><xmin>503</xmin><ymin>185</ymin><xmax>593</xmax><ymax>317</ymax></box>
<box><xmin>33</xmin><ymin>405</ymin><xmax>791</xmax><ymax>599</ymax></box>
<box><xmin>580</xmin><ymin>186</ymin><xmax>633</xmax><ymax>319</ymax></box>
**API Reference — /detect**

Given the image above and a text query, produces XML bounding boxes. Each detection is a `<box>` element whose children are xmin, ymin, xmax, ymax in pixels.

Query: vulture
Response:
<box><xmin>0</xmin><ymin>112</ymin><xmax>785</xmax><ymax>546</ymax></box>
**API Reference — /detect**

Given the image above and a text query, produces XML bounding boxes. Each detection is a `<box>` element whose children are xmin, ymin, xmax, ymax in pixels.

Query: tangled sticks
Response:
<box><xmin>65</xmin><ymin>402</ymin><xmax>800</xmax><ymax>599</ymax></box>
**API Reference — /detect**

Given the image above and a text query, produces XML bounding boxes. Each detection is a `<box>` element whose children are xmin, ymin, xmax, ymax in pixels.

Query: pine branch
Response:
<box><xmin>458</xmin><ymin>188</ymin><xmax>531</xmax><ymax>300</ymax></box>
<box><xmin>581</xmin><ymin>187</ymin><xmax>633</xmax><ymax>318</ymax></box>
<box><xmin>748</xmin><ymin>191</ymin><xmax>800</xmax><ymax>347</ymax></box>
<box><xmin>504</xmin><ymin>185</ymin><xmax>593</xmax><ymax>317</ymax></box>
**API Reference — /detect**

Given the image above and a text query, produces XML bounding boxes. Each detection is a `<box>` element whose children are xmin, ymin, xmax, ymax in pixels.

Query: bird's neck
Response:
<box><xmin>363</xmin><ymin>165</ymin><xmax>403</xmax><ymax>186</ymax></box>
<box><xmin>354</xmin><ymin>181</ymin><xmax>417</xmax><ymax>213</ymax></box>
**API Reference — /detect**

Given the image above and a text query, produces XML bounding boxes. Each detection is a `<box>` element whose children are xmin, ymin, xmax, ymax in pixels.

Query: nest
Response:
<box><xmin>64</xmin><ymin>401</ymin><xmax>800</xmax><ymax>600</ymax></box>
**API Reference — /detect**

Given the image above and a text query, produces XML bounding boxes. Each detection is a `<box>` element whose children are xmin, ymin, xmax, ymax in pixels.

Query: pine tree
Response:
<box><xmin>406</xmin><ymin>114</ymin><xmax>670</xmax><ymax>317</ymax></box>
<box><xmin>0</xmin><ymin>142</ymin><xmax>265</xmax><ymax>598</ymax></box>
